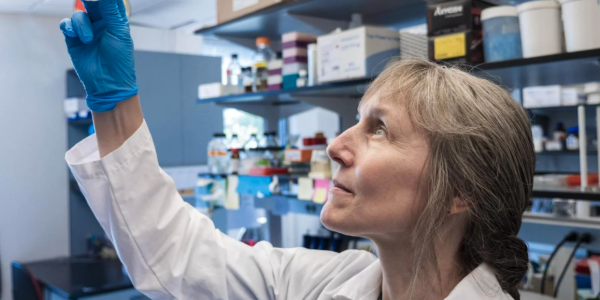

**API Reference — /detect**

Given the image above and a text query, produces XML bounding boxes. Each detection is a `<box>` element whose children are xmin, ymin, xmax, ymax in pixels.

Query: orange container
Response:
<box><xmin>567</xmin><ymin>173</ymin><xmax>599</xmax><ymax>186</ymax></box>
<box><xmin>284</xmin><ymin>149</ymin><xmax>313</xmax><ymax>162</ymax></box>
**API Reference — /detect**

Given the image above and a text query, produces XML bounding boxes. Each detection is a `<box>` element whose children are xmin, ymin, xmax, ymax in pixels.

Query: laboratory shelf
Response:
<box><xmin>198</xmin><ymin>49</ymin><xmax>600</xmax><ymax>105</ymax></box>
<box><xmin>536</xmin><ymin>150</ymin><xmax>598</xmax><ymax>156</ymax></box>
<box><xmin>527</xmin><ymin>104</ymin><xmax>600</xmax><ymax>112</ymax></box>
<box><xmin>197</xmin><ymin>77</ymin><xmax>370</xmax><ymax>104</ymax></box>
<box><xmin>531</xmin><ymin>185</ymin><xmax>600</xmax><ymax>201</ymax></box>
<box><xmin>195</xmin><ymin>0</ymin><xmax>426</xmax><ymax>39</ymax></box>
<box><xmin>473</xmin><ymin>48</ymin><xmax>600</xmax><ymax>88</ymax></box>
<box><xmin>522</xmin><ymin>212</ymin><xmax>600</xmax><ymax>230</ymax></box>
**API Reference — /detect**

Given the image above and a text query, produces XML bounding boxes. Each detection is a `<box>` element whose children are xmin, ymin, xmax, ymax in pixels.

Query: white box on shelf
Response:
<box><xmin>198</xmin><ymin>83</ymin><xmax>225</xmax><ymax>99</ymax></box>
<box><xmin>561</xmin><ymin>85</ymin><xmax>585</xmax><ymax>106</ymax></box>
<box><xmin>584</xmin><ymin>82</ymin><xmax>600</xmax><ymax>94</ymax></box>
<box><xmin>198</xmin><ymin>83</ymin><xmax>244</xmax><ymax>100</ymax></box>
<box><xmin>523</xmin><ymin>85</ymin><xmax>561</xmax><ymax>108</ymax></box>
<box><xmin>317</xmin><ymin>26</ymin><xmax>400</xmax><ymax>83</ymax></box>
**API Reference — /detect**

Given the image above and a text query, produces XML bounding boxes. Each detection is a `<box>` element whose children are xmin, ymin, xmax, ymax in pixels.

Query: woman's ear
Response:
<box><xmin>450</xmin><ymin>196</ymin><xmax>468</xmax><ymax>214</ymax></box>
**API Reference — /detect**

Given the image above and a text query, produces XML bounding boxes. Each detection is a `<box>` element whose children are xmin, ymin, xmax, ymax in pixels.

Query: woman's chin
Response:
<box><xmin>320</xmin><ymin>203</ymin><xmax>359</xmax><ymax>236</ymax></box>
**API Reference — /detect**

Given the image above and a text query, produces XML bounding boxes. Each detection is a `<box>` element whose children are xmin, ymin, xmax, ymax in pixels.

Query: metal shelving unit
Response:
<box><xmin>532</xmin><ymin>185</ymin><xmax>600</xmax><ymax>201</ymax></box>
<box><xmin>523</xmin><ymin>212</ymin><xmax>600</xmax><ymax>230</ymax></box>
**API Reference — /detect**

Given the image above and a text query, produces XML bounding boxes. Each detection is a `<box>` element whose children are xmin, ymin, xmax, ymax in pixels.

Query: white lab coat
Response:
<box><xmin>66</xmin><ymin>120</ymin><xmax>514</xmax><ymax>300</ymax></box>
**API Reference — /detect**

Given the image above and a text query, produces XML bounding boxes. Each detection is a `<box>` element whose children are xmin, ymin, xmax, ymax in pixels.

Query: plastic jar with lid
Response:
<box><xmin>558</xmin><ymin>0</ymin><xmax>600</xmax><ymax>52</ymax></box>
<box><xmin>517</xmin><ymin>0</ymin><xmax>563</xmax><ymax>58</ymax></box>
<box><xmin>481</xmin><ymin>6</ymin><xmax>522</xmax><ymax>62</ymax></box>
<box><xmin>566</xmin><ymin>126</ymin><xmax>579</xmax><ymax>151</ymax></box>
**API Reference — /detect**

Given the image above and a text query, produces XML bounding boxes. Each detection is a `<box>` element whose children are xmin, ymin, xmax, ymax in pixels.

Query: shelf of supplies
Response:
<box><xmin>523</xmin><ymin>212</ymin><xmax>600</xmax><ymax>230</ymax></box>
<box><xmin>195</xmin><ymin>0</ymin><xmax>425</xmax><ymax>39</ymax></box>
<box><xmin>532</xmin><ymin>185</ymin><xmax>600</xmax><ymax>201</ymax></box>
<box><xmin>197</xmin><ymin>49</ymin><xmax>600</xmax><ymax>105</ymax></box>
<box><xmin>197</xmin><ymin>78</ymin><xmax>370</xmax><ymax>104</ymax></box>
<box><xmin>526</xmin><ymin>104</ymin><xmax>600</xmax><ymax>112</ymax></box>
<box><xmin>473</xmin><ymin>48</ymin><xmax>600</xmax><ymax>87</ymax></box>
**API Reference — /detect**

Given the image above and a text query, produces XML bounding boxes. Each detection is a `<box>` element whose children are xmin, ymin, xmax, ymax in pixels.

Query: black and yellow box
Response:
<box><xmin>426</xmin><ymin>0</ymin><xmax>491</xmax><ymax>64</ymax></box>
<box><xmin>428</xmin><ymin>30</ymin><xmax>484</xmax><ymax>65</ymax></box>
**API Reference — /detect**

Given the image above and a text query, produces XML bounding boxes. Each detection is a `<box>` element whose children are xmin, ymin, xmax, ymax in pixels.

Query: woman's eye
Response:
<box><xmin>375</xmin><ymin>128</ymin><xmax>386</xmax><ymax>136</ymax></box>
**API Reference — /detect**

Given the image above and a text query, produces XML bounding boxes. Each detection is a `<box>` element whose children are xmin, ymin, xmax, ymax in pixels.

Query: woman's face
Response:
<box><xmin>321</xmin><ymin>96</ymin><xmax>430</xmax><ymax>240</ymax></box>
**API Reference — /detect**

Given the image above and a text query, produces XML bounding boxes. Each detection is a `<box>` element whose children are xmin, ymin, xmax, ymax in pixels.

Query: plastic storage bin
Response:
<box><xmin>559</xmin><ymin>0</ymin><xmax>600</xmax><ymax>52</ymax></box>
<box><xmin>481</xmin><ymin>6</ymin><xmax>522</xmax><ymax>62</ymax></box>
<box><xmin>517</xmin><ymin>0</ymin><xmax>563</xmax><ymax>58</ymax></box>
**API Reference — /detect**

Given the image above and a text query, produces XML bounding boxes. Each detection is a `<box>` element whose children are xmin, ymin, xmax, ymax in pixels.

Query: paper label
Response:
<box><xmin>318</xmin><ymin>39</ymin><xmax>341</xmax><ymax>81</ymax></box>
<box><xmin>312</xmin><ymin>179</ymin><xmax>330</xmax><ymax>204</ymax></box>
<box><xmin>313</xmin><ymin>189</ymin><xmax>327</xmax><ymax>204</ymax></box>
<box><xmin>434</xmin><ymin>33</ymin><xmax>466</xmax><ymax>60</ymax></box>
<box><xmin>226</xmin><ymin>176</ymin><xmax>240</xmax><ymax>210</ymax></box>
<box><xmin>297</xmin><ymin>177</ymin><xmax>314</xmax><ymax>201</ymax></box>
<box><xmin>233</xmin><ymin>0</ymin><xmax>259</xmax><ymax>12</ymax></box>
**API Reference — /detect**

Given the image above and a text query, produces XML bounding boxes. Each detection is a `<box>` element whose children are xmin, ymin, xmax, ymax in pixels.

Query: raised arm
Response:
<box><xmin>60</xmin><ymin>1</ymin><xmax>376</xmax><ymax>299</ymax></box>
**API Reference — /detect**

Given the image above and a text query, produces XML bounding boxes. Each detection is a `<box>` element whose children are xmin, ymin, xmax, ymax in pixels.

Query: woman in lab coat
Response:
<box><xmin>60</xmin><ymin>1</ymin><xmax>533</xmax><ymax>299</ymax></box>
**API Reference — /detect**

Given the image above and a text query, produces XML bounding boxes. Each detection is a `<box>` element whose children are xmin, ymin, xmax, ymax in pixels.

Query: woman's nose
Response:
<box><xmin>326</xmin><ymin>129</ymin><xmax>354</xmax><ymax>168</ymax></box>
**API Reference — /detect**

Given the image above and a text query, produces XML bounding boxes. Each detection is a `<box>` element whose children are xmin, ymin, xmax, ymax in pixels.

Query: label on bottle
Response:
<box><xmin>229</xmin><ymin>159</ymin><xmax>240</xmax><ymax>174</ymax></box>
<box><xmin>233</xmin><ymin>0</ymin><xmax>259</xmax><ymax>12</ymax></box>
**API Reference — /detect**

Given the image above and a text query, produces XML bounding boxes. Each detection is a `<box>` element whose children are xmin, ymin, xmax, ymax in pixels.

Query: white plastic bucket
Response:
<box><xmin>517</xmin><ymin>0</ymin><xmax>563</xmax><ymax>58</ymax></box>
<box><xmin>559</xmin><ymin>0</ymin><xmax>600</xmax><ymax>52</ymax></box>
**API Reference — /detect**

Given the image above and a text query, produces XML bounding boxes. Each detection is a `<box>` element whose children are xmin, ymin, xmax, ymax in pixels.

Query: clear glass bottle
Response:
<box><xmin>208</xmin><ymin>133</ymin><xmax>229</xmax><ymax>174</ymax></box>
<box><xmin>244</xmin><ymin>133</ymin><xmax>260</xmax><ymax>151</ymax></box>
<box><xmin>230</xmin><ymin>134</ymin><xmax>242</xmax><ymax>150</ymax></box>
<box><xmin>252</xmin><ymin>37</ymin><xmax>275</xmax><ymax>92</ymax></box>
<box><xmin>227</xmin><ymin>54</ymin><xmax>242</xmax><ymax>87</ymax></box>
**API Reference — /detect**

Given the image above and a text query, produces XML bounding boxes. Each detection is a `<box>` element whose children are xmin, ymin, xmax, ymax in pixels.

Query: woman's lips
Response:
<box><xmin>332</xmin><ymin>180</ymin><xmax>353</xmax><ymax>194</ymax></box>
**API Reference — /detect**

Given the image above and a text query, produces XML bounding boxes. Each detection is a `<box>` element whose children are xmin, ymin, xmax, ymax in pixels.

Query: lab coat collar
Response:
<box><xmin>333</xmin><ymin>262</ymin><xmax>512</xmax><ymax>300</ymax></box>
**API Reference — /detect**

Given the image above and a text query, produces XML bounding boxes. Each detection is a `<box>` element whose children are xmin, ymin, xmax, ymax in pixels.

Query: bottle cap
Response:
<box><xmin>256</xmin><ymin>37</ymin><xmax>270</xmax><ymax>46</ymax></box>
<box><xmin>232</xmin><ymin>54</ymin><xmax>238</xmax><ymax>59</ymax></box>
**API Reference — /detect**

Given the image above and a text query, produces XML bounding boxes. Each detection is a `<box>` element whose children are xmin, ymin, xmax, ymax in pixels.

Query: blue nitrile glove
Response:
<box><xmin>59</xmin><ymin>0</ymin><xmax>137</xmax><ymax>113</ymax></box>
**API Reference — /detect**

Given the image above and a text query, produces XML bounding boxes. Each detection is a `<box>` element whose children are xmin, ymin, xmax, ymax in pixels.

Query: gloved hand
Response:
<box><xmin>59</xmin><ymin>0</ymin><xmax>137</xmax><ymax>113</ymax></box>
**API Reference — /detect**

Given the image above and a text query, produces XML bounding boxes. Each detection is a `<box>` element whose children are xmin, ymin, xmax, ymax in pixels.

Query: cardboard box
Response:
<box><xmin>428</xmin><ymin>30</ymin><xmax>484</xmax><ymax>65</ymax></box>
<box><xmin>522</xmin><ymin>85</ymin><xmax>562</xmax><ymax>108</ymax></box>
<box><xmin>427</xmin><ymin>0</ymin><xmax>491</xmax><ymax>36</ymax></box>
<box><xmin>317</xmin><ymin>26</ymin><xmax>400</xmax><ymax>83</ymax></box>
<box><xmin>217</xmin><ymin>0</ymin><xmax>294</xmax><ymax>24</ymax></box>
<box><xmin>427</xmin><ymin>0</ymin><xmax>490</xmax><ymax>64</ymax></box>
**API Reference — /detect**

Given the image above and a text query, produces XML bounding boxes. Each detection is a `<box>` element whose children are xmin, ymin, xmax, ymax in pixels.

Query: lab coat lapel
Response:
<box><xmin>332</xmin><ymin>259</ymin><xmax>383</xmax><ymax>300</ymax></box>
<box><xmin>444</xmin><ymin>264</ymin><xmax>514</xmax><ymax>300</ymax></box>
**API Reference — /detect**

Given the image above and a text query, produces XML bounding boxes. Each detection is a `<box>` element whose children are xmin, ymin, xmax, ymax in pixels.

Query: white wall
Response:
<box><xmin>0</xmin><ymin>14</ymin><xmax>72</xmax><ymax>300</ymax></box>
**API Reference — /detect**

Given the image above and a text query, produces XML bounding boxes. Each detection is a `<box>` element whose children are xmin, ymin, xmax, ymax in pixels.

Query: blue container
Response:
<box><xmin>481</xmin><ymin>6</ymin><xmax>523</xmax><ymax>62</ymax></box>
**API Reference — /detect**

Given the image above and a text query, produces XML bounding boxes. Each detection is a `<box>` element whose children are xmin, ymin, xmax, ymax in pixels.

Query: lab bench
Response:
<box><xmin>12</xmin><ymin>257</ymin><xmax>145</xmax><ymax>300</ymax></box>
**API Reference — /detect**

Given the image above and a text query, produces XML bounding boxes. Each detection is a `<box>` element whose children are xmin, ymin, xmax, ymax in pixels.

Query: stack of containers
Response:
<box><xmin>282</xmin><ymin>32</ymin><xmax>316</xmax><ymax>89</ymax></box>
<box><xmin>399</xmin><ymin>24</ymin><xmax>428</xmax><ymax>60</ymax></box>
<box><xmin>516</xmin><ymin>0</ymin><xmax>563</xmax><ymax>58</ymax></box>
<box><xmin>267</xmin><ymin>58</ymin><xmax>283</xmax><ymax>91</ymax></box>
<box><xmin>481</xmin><ymin>6</ymin><xmax>522</xmax><ymax>62</ymax></box>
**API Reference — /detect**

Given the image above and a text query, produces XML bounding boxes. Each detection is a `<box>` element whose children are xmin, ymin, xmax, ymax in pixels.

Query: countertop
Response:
<box><xmin>13</xmin><ymin>256</ymin><xmax>133</xmax><ymax>299</ymax></box>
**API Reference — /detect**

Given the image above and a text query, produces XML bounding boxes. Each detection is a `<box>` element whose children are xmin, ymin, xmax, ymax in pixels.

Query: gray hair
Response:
<box><xmin>365</xmin><ymin>59</ymin><xmax>533</xmax><ymax>300</ymax></box>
